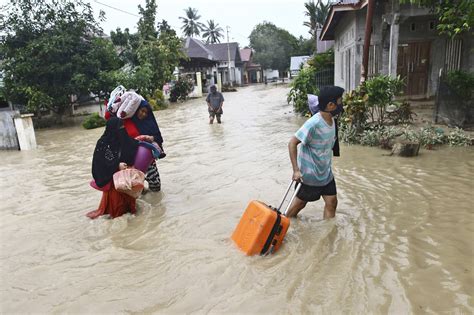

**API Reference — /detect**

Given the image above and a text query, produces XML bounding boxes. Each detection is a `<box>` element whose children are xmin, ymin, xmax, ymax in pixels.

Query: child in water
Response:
<box><xmin>131</xmin><ymin>100</ymin><xmax>165</xmax><ymax>192</ymax></box>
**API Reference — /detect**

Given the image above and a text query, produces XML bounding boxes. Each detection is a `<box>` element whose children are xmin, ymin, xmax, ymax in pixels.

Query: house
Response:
<box><xmin>181</xmin><ymin>38</ymin><xmax>244</xmax><ymax>88</ymax></box>
<box><xmin>240</xmin><ymin>48</ymin><xmax>263</xmax><ymax>84</ymax></box>
<box><xmin>290</xmin><ymin>55</ymin><xmax>311</xmax><ymax>78</ymax></box>
<box><xmin>206</xmin><ymin>42</ymin><xmax>243</xmax><ymax>86</ymax></box>
<box><xmin>181</xmin><ymin>37</ymin><xmax>219</xmax><ymax>90</ymax></box>
<box><xmin>320</xmin><ymin>0</ymin><xmax>473</xmax><ymax>98</ymax></box>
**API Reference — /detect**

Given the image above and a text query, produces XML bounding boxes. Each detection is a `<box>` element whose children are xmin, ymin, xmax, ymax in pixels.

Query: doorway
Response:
<box><xmin>397</xmin><ymin>42</ymin><xmax>431</xmax><ymax>96</ymax></box>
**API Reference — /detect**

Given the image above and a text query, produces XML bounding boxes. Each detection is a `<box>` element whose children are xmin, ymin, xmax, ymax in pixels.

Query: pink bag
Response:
<box><xmin>113</xmin><ymin>168</ymin><xmax>145</xmax><ymax>199</ymax></box>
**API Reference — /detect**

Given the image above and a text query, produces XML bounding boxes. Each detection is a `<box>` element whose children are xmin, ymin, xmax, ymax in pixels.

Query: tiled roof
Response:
<box><xmin>240</xmin><ymin>48</ymin><xmax>252</xmax><ymax>62</ymax></box>
<box><xmin>206</xmin><ymin>42</ymin><xmax>241</xmax><ymax>62</ymax></box>
<box><xmin>184</xmin><ymin>37</ymin><xmax>215</xmax><ymax>60</ymax></box>
<box><xmin>183</xmin><ymin>38</ymin><xmax>242</xmax><ymax>62</ymax></box>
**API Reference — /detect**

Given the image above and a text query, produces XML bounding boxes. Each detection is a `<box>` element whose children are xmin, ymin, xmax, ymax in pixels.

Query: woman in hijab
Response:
<box><xmin>87</xmin><ymin>117</ymin><xmax>140</xmax><ymax>219</ymax></box>
<box><xmin>131</xmin><ymin>100</ymin><xmax>165</xmax><ymax>192</ymax></box>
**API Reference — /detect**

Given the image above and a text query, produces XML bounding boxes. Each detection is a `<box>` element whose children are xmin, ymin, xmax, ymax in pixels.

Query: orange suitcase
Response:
<box><xmin>231</xmin><ymin>181</ymin><xmax>301</xmax><ymax>256</ymax></box>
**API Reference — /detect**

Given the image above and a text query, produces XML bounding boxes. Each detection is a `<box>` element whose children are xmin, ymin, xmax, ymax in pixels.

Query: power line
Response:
<box><xmin>93</xmin><ymin>0</ymin><xmax>140</xmax><ymax>18</ymax></box>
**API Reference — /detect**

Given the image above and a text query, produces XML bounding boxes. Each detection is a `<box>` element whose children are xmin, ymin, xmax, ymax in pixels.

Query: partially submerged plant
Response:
<box><xmin>419</xmin><ymin>126</ymin><xmax>446</xmax><ymax>149</ymax></box>
<box><xmin>447</xmin><ymin>127</ymin><xmax>472</xmax><ymax>146</ymax></box>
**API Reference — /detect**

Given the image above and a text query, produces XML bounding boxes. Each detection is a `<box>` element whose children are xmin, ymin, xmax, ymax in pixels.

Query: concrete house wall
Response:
<box><xmin>329</xmin><ymin>0</ymin><xmax>473</xmax><ymax>98</ymax></box>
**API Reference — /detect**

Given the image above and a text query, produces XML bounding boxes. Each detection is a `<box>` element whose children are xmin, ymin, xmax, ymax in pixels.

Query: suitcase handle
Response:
<box><xmin>277</xmin><ymin>180</ymin><xmax>301</xmax><ymax>216</ymax></box>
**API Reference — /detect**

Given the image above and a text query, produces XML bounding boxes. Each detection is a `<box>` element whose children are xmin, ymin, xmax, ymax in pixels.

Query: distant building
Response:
<box><xmin>181</xmin><ymin>38</ymin><xmax>243</xmax><ymax>87</ymax></box>
<box><xmin>207</xmin><ymin>42</ymin><xmax>243</xmax><ymax>86</ymax></box>
<box><xmin>240</xmin><ymin>47</ymin><xmax>263</xmax><ymax>84</ymax></box>
<box><xmin>290</xmin><ymin>55</ymin><xmax>311</xmax><ymax>78</ymax></box>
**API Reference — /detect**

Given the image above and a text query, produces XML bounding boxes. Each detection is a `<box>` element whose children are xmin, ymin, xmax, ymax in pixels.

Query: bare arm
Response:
<box><xmin>288</xmin><ymin>136</ymin><xmax>303</xmax><ymax>182</ymax></box>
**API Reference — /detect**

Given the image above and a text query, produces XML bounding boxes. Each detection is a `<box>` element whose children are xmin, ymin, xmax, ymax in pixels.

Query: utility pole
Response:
<box><xmin>226</xmin><ymin>25</ymin><xmax>233</xmax><ymax>87</ymax></box>
<box><xmin>361</xmin><ymin>0</ymin><xmax>375</xmax><ymax>83</ymax></box>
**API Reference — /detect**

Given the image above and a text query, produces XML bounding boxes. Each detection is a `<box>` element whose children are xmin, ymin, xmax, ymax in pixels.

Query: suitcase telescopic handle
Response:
<box><xmin>277</xmin><ymin>180</ymin><xmax>301</xmax><ymax>216</ymax></box>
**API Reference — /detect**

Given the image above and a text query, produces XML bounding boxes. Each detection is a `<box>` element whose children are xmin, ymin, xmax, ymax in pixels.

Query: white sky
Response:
<box><xmin>88</xmin><ymin>0</ymin><xmax>317</xmax><ymax>46</ymax></box>
<box><xmin>0</xmin><ymin>0</ymin><xmax>323</xmax><ymax>46</ymax></box>
<box><xmin>0</xmin><ymin>0</ymin><xmax>318</xmax><ymax>47</ymax></box>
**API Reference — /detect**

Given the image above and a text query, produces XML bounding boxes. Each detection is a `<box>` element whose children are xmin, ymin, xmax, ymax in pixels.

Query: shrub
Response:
<box><xmin>170</xmin><ymin>77</ymin><xmax>194</xmax><ymax>102</ymax></box>
<box><xmin>341</xmin><ymin>87</ymin><xmax>369</xmax><ymax>132</ymax></box>
<box><xmin>359</xmin><ymin>128</ymin><xmax>381</xmax><ymax>146</ymax></box>
<box><xmin>82</xmin><ymin>113</ymin><xmax>106</xmax><ymax>129</ymax></box>
<box><xmin>387</xmin><ymin>100</ymin><xmax>415</xmax><ymax>124</ymax></box>
<box><xmin>445</xmin><ymin>70</ymin><xmax>474</xmax><ymax>100</ymax></box>
<box><xmin>307</xmin><ymin>49</ymin><xmax>334</xmax><ymax>70</ymax></box>
<box><xmin>419</xmin><ymin>126</ymin><xmax>446</xmax><ymax>149</ymax></box>
<box><xmin>339</xmin><ymin>124</ymin><xmax>360</xmax><ymax>144</ymax></box>
<box><xmin>287</xmin><ymin>67</ymin><xmax>318</xmax><ymax>115</ymax></box>
<box><xmin>401</xmin><ymin>125</ymin><xmax>420</xmax><ymax>142</ymax></box>
<box><xmin>222</xmin><ymin>83</ymin><xmax>237</xmax><ymax>92</ymax></box>
<box><xmin>447</xmin><ymin>127</ymin><xmax>472</xmax><ymax>146</ymax></box>
<box><xmin>364</xmin><ymin>75</ymin><xmax>405</xmax><ymax>125</ymax></box>
<box><xmin>358</xmin><ymin>126</ymin><xmax>399</xmax><ymax>147</ymax></box>
<box><xmin>147</xmin><ymin>89</ymin><xmax>167</xmax><ymax>111</ymax></box>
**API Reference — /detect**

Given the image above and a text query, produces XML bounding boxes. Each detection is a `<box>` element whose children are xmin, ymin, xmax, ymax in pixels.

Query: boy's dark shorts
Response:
<box><xmin>296</xmin><ymin>179</ymin><xmax>337</xmax><ymax>202</ymax></box>
<box><xmin>209</xmin><ymin>109</ymin><xmax>223</xmax><ymax>118</ymax></box>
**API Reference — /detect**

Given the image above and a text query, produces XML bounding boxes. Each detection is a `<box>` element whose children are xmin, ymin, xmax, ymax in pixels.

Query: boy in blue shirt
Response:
<box><xmin>287</xmin><ymin>86</ymin><xmax>345</xmax><ymax>219</ymax></box>
<box><xmin>206</xmin><ymin>85</ymin><xmax>224</xmax><ymax>124</ymax></box>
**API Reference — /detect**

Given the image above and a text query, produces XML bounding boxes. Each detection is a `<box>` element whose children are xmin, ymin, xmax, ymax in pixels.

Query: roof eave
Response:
<box><xmin>320</xmin><ymin>0</ymin><xmax>368</xmax><ymax>41</ymax></box>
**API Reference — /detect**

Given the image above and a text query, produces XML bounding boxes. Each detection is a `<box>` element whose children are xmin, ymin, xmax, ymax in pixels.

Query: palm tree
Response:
<box><xmin>303</xmin><ymin>0</ymin><xmax>330</xmax><ymax>52</ymax></box>
<box><xmin>179</xmin><ymin>7</ymin><xmax>205</xmax><ymax>37</ymax></box>
<box><xmin>202</xmin><ymin>20</ymin><xmax>224</xmax><ymax>43</ymax></box>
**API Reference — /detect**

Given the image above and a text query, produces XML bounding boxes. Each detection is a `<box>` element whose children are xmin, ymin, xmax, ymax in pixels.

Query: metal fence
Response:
<box><xmin>314</xmin><ymin>68</ymin><xmax>335</xmax><ymax>89</ymax></box>
<box><xmin>434</xmin><ymin>75</ymin><xmax>473</xmax><ymax>127</ymax></box>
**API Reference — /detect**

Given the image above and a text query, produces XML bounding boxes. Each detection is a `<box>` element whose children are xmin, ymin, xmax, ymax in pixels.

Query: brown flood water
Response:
<box><xmin>1</xmin><ymin>85</ymin><xmax>473</xmax><ymax>314</ymax></box>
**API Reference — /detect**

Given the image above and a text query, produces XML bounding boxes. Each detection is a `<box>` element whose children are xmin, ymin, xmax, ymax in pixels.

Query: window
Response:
<box><xmin>429</xmin><ymin>21</ymin><xmax>436</xmax><ymax>30</ymax></box>
<box><xmin>445</xmin><ymin>39</ymin><xmax>463</xmax><ymax>71</ymax></box>
<box><xmin>410</xmin><ymin>23</ymin><xmax>416</xmax><ymax>31</ymax></box>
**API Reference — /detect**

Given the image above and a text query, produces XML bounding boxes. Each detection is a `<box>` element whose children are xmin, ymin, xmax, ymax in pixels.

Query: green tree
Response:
<box><xmin>202</xmin><ymin>20</ymin><xmax>224</xmax><ymax>43</ymax></box>
<box><xmin>249</xmin><ymin>22</ymin><xmax>299</xmax><ymax>76</ymax></box>
<box><xmin>109</xmin><ymin>1</ymin><xmax>185</xmax><ymax>97</ymax></box>
<box><xmin>179</xmin><ymin>7</ymin><xmax>205</xmax><ymax>37</ymax></box>
<box><xmin>303</xmin><ymin>0</ymin><xmax>330</xmax><ymax>52</ymax></box>
<box><xmin>295</xmin><ymin>36</ymin><xmax>315</xmax><ymax>56</ymax></box>
<box><xmin>400</xmin><ymin>0</ymin><xmax>473</xmax><ymax>38</ymax></box>
<box><xmin>134</xmin><ymin>19</ymin><xmax>185</xmax><ymax>95</ymax></box>
<box><xmin>137</xmin><ymin>0</ymin><xmax>157</xmax><ymax>40</ymax></box>
<box><xmin>0</xmin><ymin>0</ymin><xmax>120</xmax><ymax>115</ymax></box>
<box><xmin>110</xmin><ymin>27</ymin><xmax>139</xmax><ymax>66</ymax></box>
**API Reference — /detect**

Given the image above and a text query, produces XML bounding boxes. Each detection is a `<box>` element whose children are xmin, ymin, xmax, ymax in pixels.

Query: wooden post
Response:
<box><xmin>361</xmin><ymin>0</ymin><xmax>375</xmax><ymax>83</ymax></box>
<box><xmin>13</xmin><ymin>113</ymin><xmax>37</xmax><ymax>150</ymax></box>
<box><xmin>195</xmin><ymin>72</ymin><xmax>203</xmax><ymax>97</ymax></box>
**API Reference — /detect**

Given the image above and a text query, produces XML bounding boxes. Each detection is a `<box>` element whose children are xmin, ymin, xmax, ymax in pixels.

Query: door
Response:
<box><xmin>397</xmin><ymin>42</ymin><xmax>431</xmax><ymax>96</ymax></box>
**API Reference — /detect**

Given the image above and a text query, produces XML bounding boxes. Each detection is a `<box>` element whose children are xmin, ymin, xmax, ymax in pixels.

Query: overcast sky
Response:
<box><xmin>89</xmin><ymin>0</ymin><xmax>319</xmax><ymax>46</ymax></box>
<box><xmin>0</xmin><ymin>0</ymin><xmax>323</xmax><ymax>45</ymax></box>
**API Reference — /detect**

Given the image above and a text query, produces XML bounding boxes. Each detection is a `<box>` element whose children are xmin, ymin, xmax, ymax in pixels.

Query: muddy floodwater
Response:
<box><xmin>1</xmin><ymin>85</ymin><xmax>473</xmax><ymax>314</ymax></box>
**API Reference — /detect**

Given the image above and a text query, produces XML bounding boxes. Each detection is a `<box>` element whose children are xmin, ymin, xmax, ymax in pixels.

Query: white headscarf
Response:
<box><xmin>307</xmin><ymin>94</ymin><xmax>319</xmax><ymax>115</ymax></box>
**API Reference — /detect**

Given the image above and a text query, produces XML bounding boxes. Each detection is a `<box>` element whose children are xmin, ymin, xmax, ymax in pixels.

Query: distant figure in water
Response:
<box><xmin>206</xmin><ymin>85</ymin><xmax>224</xmax><ymax>124</ymax></box>
<box><xmin>87</xmin><ymin>117</ymin><xmax>139</xmax><ymax>219</ymax></box>
<box><xmin>287</xmin><ymin>86</ymin><xmax>345</xmax><ymax>219</ymax></box>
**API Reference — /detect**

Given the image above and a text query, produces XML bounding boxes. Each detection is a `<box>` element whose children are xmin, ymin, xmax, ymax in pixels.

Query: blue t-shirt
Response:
<box><xmin>295</xmin><ymin>113</ymin><xmax>336</xmax><ymax>186</ymax></box>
